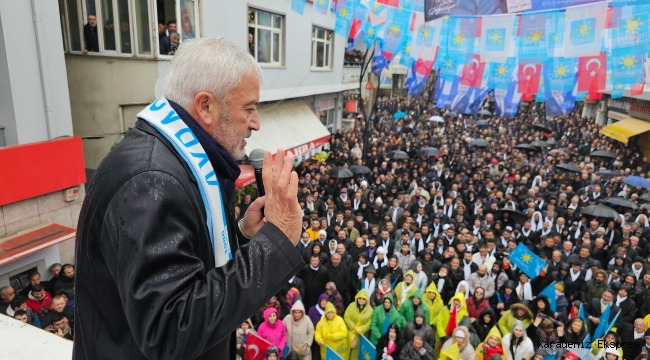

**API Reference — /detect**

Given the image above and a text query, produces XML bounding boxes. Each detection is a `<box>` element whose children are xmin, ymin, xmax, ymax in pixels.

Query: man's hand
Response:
<box><xmin>82</xmin><ymin>49</ymin><xmax>88</xmax><ymax>55</ymax></box>
<box><xmin>240</xmin><ymin>196</ymin><xmax>266</xmax><ymax>238</ymax></box>
<box><xmin>262</xmin><ymin>149</ymin><xmax>302</xmax><ymax>244</ymax></box>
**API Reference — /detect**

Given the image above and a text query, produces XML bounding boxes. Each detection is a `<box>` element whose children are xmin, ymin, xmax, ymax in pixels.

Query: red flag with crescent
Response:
<box><xmin>245</xmin><ymin>332</ymin><xmax>272</xmax><ymax>360</ymax></box>
<box><xmin>460</xmin><ymin>54</ymin><xmax>485</xmax><ymax>88</ymax></box>
<box><xmin>517</xmin><ymin>63</ymin><xmax>541</xmax><ymax>97</ymax></box>
<box><xmin>578</xmin><ymin>51</ymin><xmax>606</xmax><ymax>93</ymax></box>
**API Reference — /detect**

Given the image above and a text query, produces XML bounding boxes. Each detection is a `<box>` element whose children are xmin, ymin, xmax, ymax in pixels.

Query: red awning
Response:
<box><xmin>0</xmin><ymin>223</ymin><xmax>76</xmax><ymax>266</ymax></box>
<box><xmin>235</xmin><ymin>165</ymin><xmax>256</xmax><ymax>189</ymax></box>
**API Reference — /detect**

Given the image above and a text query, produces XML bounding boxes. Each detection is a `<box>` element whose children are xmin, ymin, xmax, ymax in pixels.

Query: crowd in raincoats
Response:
<box><xmin>229</xmin><ymin>86</ymin><xmax>650</xmax><ymax>360</ymax></box>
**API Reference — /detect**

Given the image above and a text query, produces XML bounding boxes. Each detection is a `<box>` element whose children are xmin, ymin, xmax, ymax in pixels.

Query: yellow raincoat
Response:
<box><xmin>344</xmin><ymin>290</ymin><xmax>373</xmax><ymax>360</ymax></box>
<box><xmin>475</xmin><ymin>326</ymin><xmax>504</xmax><ymax>360</ymax></box>
<box><xmin>436</xmin><ymin>292</ymin><xmax>469</xmax><ymax>338</ymax></box>
<box><xmin>395</xmin><ymin>270</ymin><xmax>419</xmax><ymax>310</ymax></box>
<box><xmin>423</xmin><ymin>282</ymin><xmax>445</xmax><ymax>326</ymax></box>
<box><xmin>315</xmin><ymin>302</ymin><xmax>349</xmax><ymax>360</ymax></box>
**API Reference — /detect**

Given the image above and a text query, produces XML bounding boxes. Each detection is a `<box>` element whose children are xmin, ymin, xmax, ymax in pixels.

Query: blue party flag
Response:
<box><xmin>543</xmin><ymin>355</ymin><xmax>556</xmax><ymax>360</ymax></box>
<box><xmin>358</xmin><ymin>335</ymin><xmax>377</xmax><ymax>360</ymax></box>
<box><xmin>611</xmin><ymin>44</ymin><xmax>646</xmax><ymax>88</ymax></box>
<box><xmin>509</xmin><ymin>243</ymin><xmax>546</xmax><ymax>279</ymax></box>
<box><xmin>487</xmin><ymin>58</ymin><xmax>516</xmax><ymax>90</ymax></box>
<box><xmin>371</xmin><ymin>40</ymin><xmax>388</xmax><ymax>76</ymax></box>
<box><xmin>547</xmin><ymin>57</ymin><xmax>576</xmax><ymax>92</ymax></box>
<box><xmin>578</xmin><ymin>303</ymin><xmax>588</xmax><ymax>325</ymax></box>
<box><xmin>291</xmin><ymin>0</ymin><xmax>306</xmax><ymax>15</ymax></box>
<box><xmin>326</xmin><ymin>345</ymin><xmax>343</xmax><ymax>360</ymax></box>
<box><xmin>593</xmin><ymin>304</ymin><xmax>611</xmax><ymax>340</ymax></box>
<box><xmin>604</xmin><ymin>310</ymin><xmax>621</xmax><ymax>335</ymax></box>
<box><xmin>539</xmin><ymin>281</ymin><xmax>557</xmax><ymax>312</ymax></box>
<box><xmin>314</xmin><ymin>0</ymin><xmax>330</xmax><ymax>15</ymax></box>
<box><xmin>519</xmin><ymin>13</ymin><xmax>548</xmax><ymax>59</ymax></box>
<box><xmin>582</xmin><ymin>333</ymin><xmax>592</xmax><ymax>350</ymax></box>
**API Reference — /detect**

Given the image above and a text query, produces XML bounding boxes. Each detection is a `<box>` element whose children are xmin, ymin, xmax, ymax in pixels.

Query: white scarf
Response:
<box><xmin>530</xmin><ymin>212</ymin><xmax>544</xmax><ymax>231</ymax></box>
<box><xmin>310</xmin><ymin>264</ymin><xmax>320</xmax><ymax>271</ymax></box>
<box><xmin>463</xmin><ymin>260</ymin><xmax>473</xmax><ymax>280</ymax></box>
<box><xmin>357</xmin><ymin>261</ymin><xmax>370</xmax><ymax>279</ymax></box>
<box><xmin>374</xmin><ymin>252</ymin><xmax>388</xmax><ymax>269</ymax></box>
<box><xmin>443</xmin><ymin>205</ymin><xmax>454</xmax><ymax>218</ymax></box>
<box><xmin>437</xmin><ymin>278</ymin><xmax>446</xmax><ymax>293</ymax></box>
<box><xmin>138</xmin><ymin>98</ymin><xmax>231</xmax><ymax>267</ymax></box>
<box><xmin>616</xmin><ymin>295</ymin><xmax>627</xmax><ymax>307</ymax></box>
<box><xmin>363</xmin><ymin>277</ymin><xmax>376</xmax><ymax>298</ymax></box>
<box><xmin>316</xmin><ymin>303</ymin><xmax>325</xmax><ymax>317</ymax></box>
<box><xmin>516</xmin><ymin>281</ymin><xmax>533</xmax><ymax>301</ymax></box>
<box><xmin>633</xmin><ymin>264</ymin><xmax>644</xmax><ymax>280</ymax></box>
<box><xmin>570</xmin><ymin>269</ymin><xmax>581</xmax><ymax>282</ymax></box>
<box><xmin>400</xmin><ymin>281</ymin><xmax>416</xmax><ymax>305</ymax></box>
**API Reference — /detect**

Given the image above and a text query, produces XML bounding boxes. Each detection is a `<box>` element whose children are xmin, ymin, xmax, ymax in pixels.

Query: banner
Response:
<box><xmin>424</xmin><ymin>0</ymin><xmax>604</xmax><ymax>20</ymax></box>
<box><xmin>577</xmin><ymin>51</ymin><xmax>607</xmax><ymax>93</ymax></box>
<box><xmin>547</xmin><ymin>57</ymin><xmax>576</xmax><ymax>92</ymax></box>
<box><xmin>461</xmin><ymin>54</ymin><xmax>486</xmax><ymax>87</ymax></box>
<box><xmin>487</xmin><ymin>58</ymin><xmax>516</xmax><ymax>90</ymax></box>
<box><xmin>546</xmin><ymin>11</ymin><xmax>566</xmax><ymax>58</ymax></box>
<box><xmin>358</xmin><ymin>335</ymin><xmax>377</xmax><ymax>360</ymax></box>
<box><xmin>545</xmin><ymin>89</ymin><xmax>576</xmax><ymax>116</ymax></box>
<box><xmin>518</xmin><ymin>60</ymin><xmax>542</xmax><ymax>96</ymax></box>
<box><xmin>518</xmin><ymin>13</ymin><xmax>548</xmax><ymax>59</ymax></box>
<box><xmin>480</xmin><ymin>14</ymin><xmax>517</xmax><ymax>62</ymax></box>
<box><xmin>508</xmin><ymin>243</ymin><xmax>545</xmax><ymax>278</ymax></box>
<box><xmin>611</xmin><ymin>44</ymin><xmax>646</xmax><ymax>88</ymax></box>
<box><xmin>563</xmin><ymin>2</ymin><xmax>608</xmax><ymax>57</ymax></box>
<box><xmin>507</xmin><ymin>0</ymin><xmax>532</xmax><ymax>13</ymax></box>
<box><xmin>382</xmin><ymin>7</ymin><xmax>412</xmax><ymax>61</ymax></box>
<box><xmin>435</xmin><ymin>76</ymin><xmax>489</xmax><ymax>115</ymax></box>
<box><xmin>494</xmin><ymin>80</ymin><xmax>523</xmax><ymax>118</ymax></box>
<box><xmin>446</xmin><ymin>17</ymin><xmax>479</xmax><ymax>59</ymax></box>
<box><xmin>244</xmin><ymin>333</ymin><xmax>272</xmax><ymax>360</ymax></box>
<box><xmin>611</xmin><ymin>4</ymin><xmax>650</xmax><ymax>50</ymax></box>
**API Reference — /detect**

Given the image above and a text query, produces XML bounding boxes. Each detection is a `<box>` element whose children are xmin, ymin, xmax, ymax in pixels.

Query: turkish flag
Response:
<box><xmin>414</xmin><ymin>58</ymin><xmax>435</xmax><ymax>77</ymax></box>
<box><xmin>631</xmin><ymin>82</ymin><xmax>646</xmax><ymax>96</ymax></box>
<box><xmin>376</xmin><ymin>0</ymin><xmax>400</xmax><ymax>6</ymax></box>
<box><xmin>460</xmin><ymin>54</ymin><xmax>485</xmax><ymax>87</ymax></box>
<box><xmin>578</xmin><ymin>51</ymin><xmax>606</xmax><ymax>93</ymax></box>
<box><xmin>244</xmin><ymin>333</ymin><xmax>272</xmax><ymax>360</ymax></box>
<box><xmin>518</xmin><ymin>63</ymin><xmax>542</xmax><ymax>96</ymax></box>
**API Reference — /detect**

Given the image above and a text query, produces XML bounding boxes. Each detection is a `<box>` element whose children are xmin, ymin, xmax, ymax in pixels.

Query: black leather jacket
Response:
<box><xmin>74</xmin><ymin>120</ymin><xmax>305</xmax><ymax>359</ymax></box>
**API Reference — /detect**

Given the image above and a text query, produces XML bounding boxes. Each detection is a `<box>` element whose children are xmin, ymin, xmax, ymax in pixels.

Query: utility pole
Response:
<box><xmin>358</xmin><ymin>45</ymin><xmax>382</xmax><ymax>161</ymax></box>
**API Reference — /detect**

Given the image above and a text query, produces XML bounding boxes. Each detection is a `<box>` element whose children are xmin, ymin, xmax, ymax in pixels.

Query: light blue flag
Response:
<box><xmin>371</xmin><ymin>40</ymin><xmax>388</xmax><ymax>76</ymax></box>
<box><xmin>547</xmin><ymin>57</ymin><xmax>576</xmax><ymax>92</ymax></box>
<box><xmin>334</xmin><ymin>0</ymin><xmax>357</xmax><ymax>38</ymax></box>
<box><xmin>593</xmin><ymin>304</ymin><xmax>611</xmax><ymax>340</ymax></box>
<box><xmin>611</xmin><ymin>4</ymin><xmax>650</xmax><ymax>50</ymax></box>
<box><xmin>359</xmin><ymin>335</ymin><xmax>377</xmax><ymax>360</ymax></box>
<box><xmin>546</xmin><ymin>11</ymin><xmax>565</xmax><ymax>58</ymax></box>
<box><xmin>398</xmin><ymin>32</ymin><xmax>414</xmax><ymax>66</ymax></box>
<box><xmin>363</xmin><ymin>22</ymin><xmax>385</xmax><ymax>49</ymax></box>
<box><xmin>291</xmin><ymin>0</ymin><xmax>306</xmax><ymax>15</ymax></box>
<box><xmin>543</xmin><ymin>356</ymin><xmax>556</xmax><ymax>360</ymax></box>
<box><xmin>519</xmin><ymin>13</ymin><xmax>548</xmax><ymax>59</ymax></box>
<box><xmin>578</xmin><ymin>304</ymin><xmax>588</xmax><ymax>326</ymax></box>
<box><xmin>326</xmin><ymin>345</ymin><xmax>343</xmax><ymax>360</ymax></box>
<box><xmin>612</xmin><ymin>44</ymin><xmax>646</xmax><ymax>87</ymax></box>
<box><xmin>446</xmin><ymin>17</ymin><xmax>478</xmax><ymax>59</ymax></box>
<box><xmin>582</xmin><ymin>333</ymin><xmax>592</xmax><ymax>349</ymax></box>
<box><xmin>604</xmin><ymin>310</ymin><xmax>621</xmax><ymax>335</ymax></box>
<box><xmin>382</xmin><ymin>8</ymin><xmax>411</xmax><ymax>62</ymax></box>
<box><xmin>539</xmin><ymin>281</ymin><xmax>557</xmax><ymax>312</ymax></box>
<box><xmin>487</xmin><ymin>58</ymin><xmax>516</xmax><ymax>90</ymax></box>
<box><xmin>314</xmin><ymin>0</ymin><xmax>330</xmax><ymax>15</ymax></box>
<box><xmin>509</xmin><ymin>243</ymin><xmax>546</xmax><ymax>279</ymax></box>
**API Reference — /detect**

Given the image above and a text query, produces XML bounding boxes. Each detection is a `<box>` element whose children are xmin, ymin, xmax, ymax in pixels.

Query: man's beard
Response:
<box><xmin>212</xmin><ymin>109</ymin><xmax>251</xmax><ymax>160</ymax></box>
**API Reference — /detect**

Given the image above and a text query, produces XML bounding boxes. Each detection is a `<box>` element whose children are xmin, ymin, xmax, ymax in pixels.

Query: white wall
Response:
<box><xmin>0</xmin><ymin>0</ymin><xmax>73</xmax><ymax>146</ymax></box>
<box><xmin>201</xmin><ymin>0</ymin><xmax>349</xmax><ymax>102</ymax></box>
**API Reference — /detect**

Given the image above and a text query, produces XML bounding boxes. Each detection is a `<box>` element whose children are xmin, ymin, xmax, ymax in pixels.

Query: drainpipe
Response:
<box><xmin>31</xmin><ymin>0</ymin><xmax>54</xmax><ymax>139</ymax></box>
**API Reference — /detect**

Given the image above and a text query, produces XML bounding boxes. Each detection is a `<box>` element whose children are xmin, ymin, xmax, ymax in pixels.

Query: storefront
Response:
<box><xmin>602</xmin><ymin>97</ymin><xmax>650</xmax><ymax>158</ymax></box>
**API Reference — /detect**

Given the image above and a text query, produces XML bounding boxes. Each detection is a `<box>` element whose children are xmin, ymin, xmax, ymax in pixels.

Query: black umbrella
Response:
<box><xmin>533</xmin><ymin>123</ymin><xmax>552</xmax><ymax>133</ymax></box>
<box><xmin>545</xmin><ymin>139</ymin><xmax>558</xmax><ymax>148</ymax></box>
<box><xmin>493</xmin><ymin>210</ymin><xmax>529</xmax><ymax>225</ymax></box>
<box><xmin>640</xmin><ymin>203</ymin><xmax>650</xmax><ymax>210</ymax></box>
<box><xmin>471</xmin><ymin>139</ymin><xmax>490</xmax><ymax>147</ymax></box>
<box><xmin>590</xmin><ymin>150</ymin><xmax>616</xmax><ymax>159</ymax></box>
<box><xmin>639</xmin><ymin>193</ymin><xmax>650</xmax><ymax>202</ymax></box>
<box><xmin>598</xmin><ymin>170</ymin><xmax>621</xmax><ymax>178</ymax></box>
<box><xmin>327</xmin><ymin>166</ymin><xmax>354</xmax><ymax>178</ymax></box>
<box><xmin>555</xmin><ymin>163</ymin><xmax>581</xmax><ymax>173</ymax></box>
<box><xmin>516</xmin><ymin>143</ymin><xmax>537</xmax><ymax>151</ymax></box>
<box><xmin>475</xmin><ymin>120</ymin><xmax>490</xmax><ymax>126</ymax></box>
<box><xmin>415</xmin><ymin>147</ymin><xmax>442</xmax><ymax>157</ymax></box>
<box><xmin>349</xmin><ymin>165</ymin><xmax>371</xmax><ymax>175</ymax></box>
<box><xmin>530</xmin><ymin>141</ymin><xmax>547</xmax><ymax>148</ymax></box>
<box><xmin>478</xmin><ymin>109</ymin><xmax>492</xmax><ymax>116</ymax></box>
<box><xmin>447</xmin><ymin>112</ymin><xmax>459</xmax><ymax>118</ymax></box>
<box><xmin>603</xmin><ymin>196</ymin><xmax>639</xmax><ymax>210</ymax></box>
<box><xmin>386</xmin><ymin>150</ymin><xmax>410</xmax><ymax>160</ymax></box>
<box><xmin>582</xmin><ymin>205</ymin><xmax>619</xmax><ymax>219</ymax></box>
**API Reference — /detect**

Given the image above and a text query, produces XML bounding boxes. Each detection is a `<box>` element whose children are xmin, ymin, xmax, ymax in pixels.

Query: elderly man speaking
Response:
<box><xmin>74</xmin><ymin>38</ymin><xmax>304</xmax><ymax>359</ymax></box>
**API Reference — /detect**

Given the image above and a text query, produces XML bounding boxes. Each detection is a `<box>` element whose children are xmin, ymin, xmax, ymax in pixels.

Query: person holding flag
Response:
<box><xmin>437</xmin><ymin>293</ymin><xmax>469</xmax><ymax>339</ymax></box>
<box><xmin>440</xmin><ymin>326</ymin><xmax>475</xmax><ymax>360</ymax></box>
<box><xmin>314</xmin><ymin>302</ymin><xmax>348</xmax><ymax>360</ymax></box>
<box><xmin>343</xmin><ymin>289</ymin><xmax>373</xmax><ymax>360</ymax></box>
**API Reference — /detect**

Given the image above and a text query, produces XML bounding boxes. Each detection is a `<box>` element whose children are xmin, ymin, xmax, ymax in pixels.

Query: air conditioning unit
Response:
<box><xmin>598</xmin><ymin>101</ymin><xmax>607</xmax><ymax>112</ymax></box>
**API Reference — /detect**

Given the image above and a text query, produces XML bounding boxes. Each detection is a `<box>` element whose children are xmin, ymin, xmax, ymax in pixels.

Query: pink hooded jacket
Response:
<box><xmin>256</xmin><ymin>307</ymin><xmax>287</xmax><ymax>356</ymax></box>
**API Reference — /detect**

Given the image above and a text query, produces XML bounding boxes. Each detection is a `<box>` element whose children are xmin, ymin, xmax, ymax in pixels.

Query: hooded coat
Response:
<box><xmin>344</xmin><ymin>289</ymin><xmax>374</xmax><ymax>360</ymax></box>
<box><xmin>422</xmin><ymin>282</ymin><xmax>445</xmax><ymax>327</ymax></box>
<box><xmin>371</xmin><ymin>276</ymin><xmax>397</xmax><ymax>308</ymax></box>
<box><xmin>315</xmin><ymin>302</ymin><xmax>349</xmax><ymax>360</ymax></box>
<box><xmin>497</xmin><ymin>303</ymin><xmax>533</xmax><ymax>336</ymax></box>
<box><xmin>401</xmin><ymin>308</ymin><xmax>435</xmax><ymax>348</ymax></box>
<box><xmin>308</xmin><ymin>294</ymin><xmax>329</xmax><ymax>327</ymax></box>
<box><xmin>257</xmin><ymin>307</ymin><xmax>287</xmax><ymax>357</ymax></box>
<box><xmin>436</xmin><ymin>293</ymin><xmax>470</xmax><ymax>338</ymax></box>
<box><xmin>475</xmin><ymin>326</ymin><xmax>505</xmax><ymax>360</ymax></box>
<box><xmin>440</xmin><ymin>326</ymin><xmax>476</xmax><ymax>360</ymax></box>
<box><xmin>501</xmin><ymin>320</ymin><xmax>535</xmax><ymax>360</ymax></box>
<box><xmin>282</xmin><ymin>300</ymin><xmax>314</xmax><ymax>360</ymax></box>
<box><xmin>370</xmin><ymin>294</ymin><xmax>407</xmax><ymax>344</ymax></box>
<box><xmin>472</xmin><ymin>307</ymin><xmax>497</xmax><ymax>343</ymax></box>
<box><xmin>399</xmin><ymin>289</ymin><xmax>430</xmax><ymax>324</ymax></box>
<box><xmin>395</xmin><ymin>270</ymin><xmax>419</xmax><ymax>310</ymax></box>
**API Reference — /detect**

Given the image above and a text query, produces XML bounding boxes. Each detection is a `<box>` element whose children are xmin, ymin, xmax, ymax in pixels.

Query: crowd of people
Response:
<box><xmin>234</xmin><ymin>87</ymin><xmax>650</xmax><ymax>360</ymax></box>
<box><xmin>0</xmin><ymin>263</ymin><xmax>75</xmax><ymax>340</ymax></box>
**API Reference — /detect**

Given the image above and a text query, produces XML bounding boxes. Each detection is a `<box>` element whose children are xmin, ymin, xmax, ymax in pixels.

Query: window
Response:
<box><xmin>248</xmin><ymin>9</ymin><xmax>283</xmax><ymax>65</ymax></box>
<box><xmin>311</xmin><ymin>26</ymin><xmax>333</xmax><ymax>70</ymax></box>
<box><xmin>9</xmin><ymin>267</ymin><xmax>38</xmax><ymax>294</ymax></box>
<box><xmin>58</xmin><ymin>0</ymin><xmax>199</xmax><ymax>58</ymax></box>
<box><xmin>320</xmin><ymin>109</ymin><xmax>336</xmax><ymax>132</ymax></box>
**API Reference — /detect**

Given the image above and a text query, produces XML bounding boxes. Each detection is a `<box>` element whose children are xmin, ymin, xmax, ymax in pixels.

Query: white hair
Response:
<box><xmin>163</xmin><ymin>37</ymin><xmax>263</xmax><ymax>109</ymax></box>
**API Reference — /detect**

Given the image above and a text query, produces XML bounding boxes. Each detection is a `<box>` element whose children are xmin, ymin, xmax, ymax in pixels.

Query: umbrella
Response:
<box><xmin>493</xmin><ymin>210</ymin><xmax>528</xmax><ymax>225</ymax></box>
<box><xmin>639</xmin><ymin>193</ymin><xmax>650</xmax><ymax>202</ymax></box>
<box><xmin>545</xmin><ymin>139</ymin><xmax>558</xmax><ymax>148</ymax></box>
<box><xmin>349</xmin><ymin>165</ymin><xmax>371</xmax><ymax>175</ymax></box>
<box><xmin>603</xmin><ymin>196</ymin><xmax>639</xmax><ymax>210</ymax></box>
<box><xmin>478</xmin><ymin>109</ymin><xmax>492</xmax><ymax>116</ymax></box>
<box><xmin>415</xmin><ymin>147</ymin><xmax>442</xmax><ymax>157</ymax></box>
<box><xmin>641</xmin><ymin>203</ymin><xmax>650</xmax><ymax>210</ymax></box>
<box><xmin>386</xmin><ymin>150</ymin><xmax>410</xmax><ymax>160</ymax></box>
<box><xmin>530</xmin><ymin>141</ymin><xmax>547</xmax><ymax>148</ymax></box>
<box><xmin>327</xmin><ymin>166</ymin><xmax>354</xmax><ymax>178</ymax></box>
<box><xmin>429</xmin><ymin>116</ymin><xmax>444</xmax><ymax>123</ymax></box>
<box><xmin>555</xmin><ymin>163</ymin><xmax>581</xmax><ymax>173</ymax></box>
<box><xmin>475</xmin><ymin>120</ymin><xmax>490</xmax><ymax>126</ymax></box>
<box><xmin>446</xmin><ymin>112</ymin><xmax>458</xmax><ymax>118</ymax></box>
<box><xmin>582</xmin><ymin>205</ymin><xmax>620</xmax><ymax>219</ymax></box>
<box><xmin>533</xmin><ymin>123</ymin><xmax>552</xmax><ymax>133</ymax></box>
<box><xmin>394</xmin><ymin>112</ymin><xmax>407</xmax><ymax>120</ymax></box>
<box><xmin>623</xmin><ymin>175</ymin><xmax>650</xmax><ymax>189</ymax></box>
<box><xmin>590</xmin><ymin>150</ymin><xmax>616</xmax><ymax>159</ymax></box>
<box><xmin>516</xmin><ymin>143</ymin><xmax>537</xmax><ymax>151</ymax></box>
<box><xmin>471</xmin><ymin>139</ymin><xmax>490</xmax><ymax>147</ymax></box>
<box><xmin>598</xmin><ymin>170</ymin><xmax>621</xmax><ymax>178</ymax></box>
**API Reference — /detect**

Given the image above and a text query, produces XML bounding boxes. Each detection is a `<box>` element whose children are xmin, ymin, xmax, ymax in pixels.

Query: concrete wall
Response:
<box><xmin>65</xmin><ymin>56</ymin><xmax>159</xmax><ymax>169</ymax></box>
<box><xmin>0</xmin><ymin>185</ymin><xmax>85</xmax><ymax>269</ymax></box>
<box><xmin>0</xmin><ymin>0</ymin><xmax>73</xmax><ymax>146</ymax></box>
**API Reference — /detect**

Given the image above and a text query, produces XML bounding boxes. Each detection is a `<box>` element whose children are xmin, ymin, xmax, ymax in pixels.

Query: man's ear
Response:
<box><xmin>193</xmin><ymin>91</ymin><xmax>220</xmax><ymax>128</ymax></box>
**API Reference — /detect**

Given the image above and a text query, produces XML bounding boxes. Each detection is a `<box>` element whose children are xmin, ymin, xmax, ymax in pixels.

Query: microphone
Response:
<box><xmin>249</xmin><ymin>148</ymin><xmax>265</xmax><ymax>198</ymax></box>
